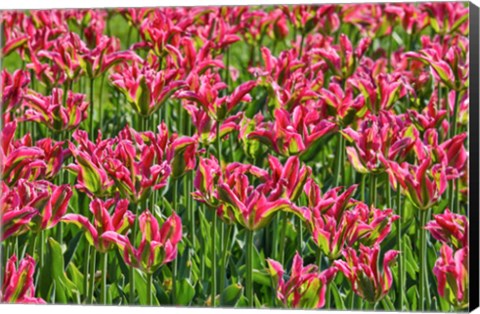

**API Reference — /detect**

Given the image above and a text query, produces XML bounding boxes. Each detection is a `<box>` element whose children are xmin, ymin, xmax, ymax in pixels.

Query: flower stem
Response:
<box><xmin>219</xmin><ymin>223</ymin><xmax>233</xmax><ymax>300</ymax></box>
<box><xmin>147</xmin><ymin>272</ymin><xmax>153</xmax><ymax>306</ymax></box>
<box><xmin>89</xmin><ymin>78</ymin><xmax>95</xmax><ymax>141</ymax></box>
<box><xmin>369</xmin><ymin>173</ymin><xmax>377</xmax><ymax>206</ymax></box>
<box><xmin>87</xmin><ymin>247</ymin><xmax>97</xmax><ymax>304</ymax></box>
<box><xmin>334</xmin><ymin>132</ymin><xmax>345</xmax><ymax>187</ymax></box>
<box><xmin>419</xmin><ymin>210</ymin><xmax>428</xmax><ymax>311</ymax></box>
<box><xmin>171</xmin><ymin>179</ymin><xmax>178</xmax><ymax>305</ymax></box>
<box><xmin>278</xmin><ymin>213</ymin><xmax>288</xmax><ymax>264</ymax></box>
<box><xmin>396</xmin><ymin>189</ymin><xmax>404</xmax><ymax>311</ymax></box>
<box><xmin>246</xmin><ymin>229</ymin><xmax>254</xmax><ymax>307</ymax></box>
<box><xmin>100</xmin><ymin>252</ymin><xmax>108</xmax><ymax>304</ymax></box>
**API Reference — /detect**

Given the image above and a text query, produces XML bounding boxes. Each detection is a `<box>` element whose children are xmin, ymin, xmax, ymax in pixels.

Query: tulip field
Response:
<box><xmin>0</xmin><ymin>3</ymin><xmax>471</xmax><ymax>311</ymax></box>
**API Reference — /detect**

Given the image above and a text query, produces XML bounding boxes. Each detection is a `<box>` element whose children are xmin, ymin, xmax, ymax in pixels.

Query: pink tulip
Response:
<box><xmin>36</xmin><ymin>32</ymin><xmax>84</xmax><ymax>82</ymax></box>
<box><xmin>1</xmin><ymin>182</ymin><xmax>38</xmax><ymax>241</ymax></box>
<box><xmin>426</xmin><ymin>209</ymin><xmax>468</xmax><ymax>250</ymax></box>
<box><xmin>385</xmin><ymin>157</ymin><xmax>447</xmax><ymax>210</ymax></box>
<box><xmin>420</xmin><ymin>3</ymin><xmax>469</xmax><ymax>36</ymax></box>
<box><xmin>267</xmin><ymin>252</ymin><xmax>337</xmax><ymax>309</ymax></box>
<box><xmin>35</xmin><ymin>138</ymin><xmax>70</xmax><ymax>180</ymax></box>
<box><xmin>268</xmin><ymin>155</ymin><xmax>311</xmax><ymax>202</ymax></box>
<box><xmin>192</xmin><ymin>156</ymin><xmax>222</xmax><ymax>207</ymax></box>
<box><xmin>248</xmin><ymin>107</ymin><xmax>336</xmax><ymax>157</ymax></box>
<box><xmin>62</xmin><ymin>198</ymin><xmax>134</xmax><ymax>253</ymax></box>
<box><xmin>0</xmin><ymin>254</ymin><xmax>45</xmax><ymax>304</ymax></box>
<box><xmin>334</xmin><ymin>245</ymin><xmax>399</xmax><ymax>303</ymax></box>
<box><xmin>80</xmin><ymin>35</ymin><xmax>142</xmax><ymax>79</ymax></box>
<box><xmin>102</xmin><ymin>210</ymin><xmax>182</xmax><ymax>274</ymax></box>
<box><xmin>178</xmin><ymin>74</ymin><xmax>256</xmax><ymax>121</ymax></box>
<box><xmin>24</xmin><ymin>88</ymin><xmax>89</xmax><ymax>132</ymax></box>
<box><xmin>166</xmin><ymin>135</ymin><xmax>198</xmax><ymax>179</ymax></box>
<box><xmin>110</xmin><ymin>59</ymin><xmax>186</xmax><ymax>117</ymax></box>
<box><xmin>433</xmin><ymin>245</ymin><xmax>468</xmax><ymax>308</ymax></box>
<box><xmin>215</xmin><ymin>162</ymin><xmax>293</xmax><ymax>230</ymax></box>
<box><xmin>1</xmin><ymin>69</ymin><xmax>30</xmax><ymax>113</ymax></box>
<box><xmin>319</xmin><ymin>82</ymin><xmax>365</xmax><ymax>127</ymax></box>
<box><xmin>0</xmin><ymin>121</ymin><xmax>46</xmax><ymax>186</ymax></box>
<box><xmin>342</xmin><ymin>114</ymin><xmax>415</xmax><ymax>174</ymax></box>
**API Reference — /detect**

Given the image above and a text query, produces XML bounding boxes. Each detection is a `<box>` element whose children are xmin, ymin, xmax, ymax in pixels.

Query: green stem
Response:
<box><xmin>396</xmin><ymin>189</ymin><xmax>404</xmax><ymax>311</ymax></box>
<box><xmin>278</xmin><ymin>213</ymin><xmax>288</xmax><ymax>264</ymax></box>
<box><xmin>89</xmin><ymin>78</ymin><xmax>95</xmax><ymax>141</ymax></box>
<box><xmin>219</xmin><ymin>223</ymin><xmax>233</xmax><ymax>298</ymax></box>
<box><xmin>99</xmin><ymin>73</ymin><xmax>106</xmax><ymax>133</ymax></box>
<box><xmin>419</xmin><ymin>210</ymin><xmax>429</xmax><ymax>311</ymax></box>
<box><xmin>246</xmin><ymin>229</ymin><xmax>254</xmax><ymax>307</ymax></box>
<box><xmin>83</xmin><ymin>237</ymin><xmax>90</xmax><ymax>301</ymax></box>
<box><xmin>87</xmin><ymin>247</ymin><xmax>97</xmax><ymax>304</ymax></box>
<box><xmin>171</xmin><ymin>179</ymin><xmax>178</xmax><ymax>305</ymax></box>
<box><xmin>147</xmin><ymin>272</ymin><xmax>153</xmax><ymax>306</ymax></box>
<box><xmin>369</xmin><ymin>173</ymin><xmax>377</xmax><ymax>206</ymax></box>
<box><xmin>129</xmin><ymin>202</ymin><xmax>140</xmax><ymax>304</ymax></box>
<box><xmin>100</xmin><ymin>252</ymin><xmax>108</xmax><ymax>305</ymax></box>
<box><xmin>334</xmin><ymin>132</ymin><xmax>345</xmax><ymax>187</ymax></box>
<box><xmin>360</xmin><ymin>174</ymin><xmax>366</xmax><ymax>202</ymax></box>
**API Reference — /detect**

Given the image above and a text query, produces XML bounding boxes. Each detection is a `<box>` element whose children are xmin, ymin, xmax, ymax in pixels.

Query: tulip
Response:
<box><xmin>267</xmin><ymin>155</ymin><xmax>311</xmax><ymax>202</ymax></box>
<box><xmin>426</xmin><ymin>209</ymin><xmax>468</xmax><ymax>250</ymax></box>
<box><xmin>433</xmin><ymin>244</ymin><xmax>468</xmax><ymax>309</ymax></box>
<box><xmin>79</xmin><ymin>35</ymin><xmax>142</xmax><ymax>79</ymax></box>
<box><xmin>215</xmin><ymin>162</ymin><xmax>295</xmax><ymax>231</ymax></box>
<box><xmin>166</xmin><ymin>135</ymin><xmax>198</xmax><ymax>180</ymax></box>
<box><xmin>385</xmin><ymin>157</ymin><xmax>447</xmax><ymax>211</ymax></box>
<box><xmin>248</xmin><ymin>107</ymin><xmax>336</xmax><ymax>158</ymax></box>
<box><xmin>35</xmin><ymin>138</ymin><xmax>70</xmax><ymax>180</ymax></box>
<box><xmin>62</xmin><ymin>198</ymin><xmax>134</xmax><ymax>253</ymax></box>
<box><xmin>102</xmin><ymin>210</ymin><xmax>182</xmax><ymax>274</ymax></box>
<box><xmin>334</xmin><ymin>245</ymin><xmax>399</xmax><ymax>304</ymax></box>
<box><xmin>312</xmin><ymin>34</ymin><xmax>370</xmax><ymax>81</ymax></box>
<box><xmin>1</xmin><ymin>69</ymin><xmax>30</xmax><ymax>114</ymax></box>
<box><xmin>24</xmin><ymin>89</ymin><xmax>89</xmax><ymax>132</ymax></box>
<box><xmin>267</xmin><ymin>252</ymin><xmax>337</xmax><ymax>309</ymax></box>
<box><xmin>0</xmin><ymin>122</ymin><xmax>46</xmax><ymax>187</ymax></box>
<box><xmin>110</xmin><ymin>58</ymin><xmax>186</xmax><ymax>117</ymax></box>
<box><xmin>342</xmin><ymin>115</ymin><xmax>415</xmax><ymax>174</ymax></box>
<box><xmin>0</xmin><ymin>254</ymin><xmax>45</xmax><ymax>304</ymax></box>
<box><xmin>1</xmin><ymin>182</ymin><xmax>38</xmax><ymax>241</ymax></box>
<box><xmin>178</xmin><ymin>75</ymin><xmax>256</xmax><ymax>121</ymax></box>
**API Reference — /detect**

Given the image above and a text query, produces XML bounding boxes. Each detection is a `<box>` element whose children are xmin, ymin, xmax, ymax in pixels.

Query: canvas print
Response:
<box><xmin>0</xmin><ymin>2</ymin><xmax>477</xmax><ymax>312</ymax></box>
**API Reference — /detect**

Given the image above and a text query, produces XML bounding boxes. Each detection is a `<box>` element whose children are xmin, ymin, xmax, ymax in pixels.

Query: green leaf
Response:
<box><xmin>38</xmin><ymin>238</ymin><xmax>78</xmax><ymax>303</ymax></box>
<box><xmin>175</xmin><ymin>279</ymin><xmax>195</xmax><ymax>305</ymax></box>
<box><xmin>64</xmin><ymin>232</ymin><xmax>83</xmax><ymax>270</ymax></box>
<box><xmin>220</xmin><ymin>283</ymin><xmax>243</xmax><ymax>306</ymax></box>
<box><xmin>331</xmin><ymin>282</ymin><xmax>346</xmax><ymax>310</ymax></box>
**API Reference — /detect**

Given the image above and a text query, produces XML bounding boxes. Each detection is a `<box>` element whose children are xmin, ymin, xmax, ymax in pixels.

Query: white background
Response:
<box><xmin>0</xmin><ymin>0</ymin><xmax>479</xmax><ymax>313</ymax></box>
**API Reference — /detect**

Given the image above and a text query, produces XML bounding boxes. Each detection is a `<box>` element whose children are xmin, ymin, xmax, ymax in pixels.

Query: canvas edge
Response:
<box><xmin>469</xmin><ymin>1</ymin><xmax>480</xmax><ymax>312</ymax></box>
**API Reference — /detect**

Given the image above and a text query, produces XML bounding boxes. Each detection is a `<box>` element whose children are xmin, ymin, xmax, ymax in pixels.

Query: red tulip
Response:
<box><xmin>0</xmin><ymin>121</ymin><xmax>46</xmax><ymax>187</ymax></box>
<box><xmin>268</xmin><ymin>155</ymin><xmax>311</xmax><ymax>202</ymax></box>
<box><xmin>248</xmin><ymin>107</ymin><xmax>336</xmax><ymax>157</ymax></box>
<box><xmin>267</xmin><ymin>252</ymin><xmax>337</xmax><ymax>309</ymax></box>
<box><xmin>334</xmin><ymin>245</ymin><xmax>399</xmax><ymax>303</ymax></box>
<box><xmin>102</xmin><ymin>210</ymin><xmax>182</xmax><ymax>274</ymax></box>
<box><xmin>111</xmin><ymin>60</ymin><xmax>186</xmax><ymax>117</ymax></box>
<box><xmin>385</xmin><ymin>157</ymin><xmax>447</xmax><ymax>210</ymax></box>
<box><xmin>62</xmin><ymin>198</ymin><xmax>134</xmax><ymax>253</ymax></box>
<box><xmin>178</xmin><ymin>74</ymin><xmax>256</xmax><ymax>121</ymax></box>
<box><xmin>24</xmin><ymin>88</ymin><xmax>89</xmax><ymax>132</ymax></box>
<box><xmin>1</xmin><ymin>182</ymin><xmax>38</xmax><ymax>241</ymax></box>
<box><xmin>426</xmin><ymin>209</ymin><xmax>468</xmax><ymax>250</ymax></box>
<box><xmin>1</xmin><ymin>69</ymin><xmax>30</xmax><ymax>113</ymax></box>
<box><xmin>1</xmin><ymin>254</ymin><xmax>45</xmax><ymax>304</ymax></box>
<box><xmin>215</xmin><ymin>162</ymin><xmax>293</xmax><ymax>230</ymax></box>
<box><xmin>433</xmin><ymin>244</ymin><xmax>468</xmax><ymax>308</ymax></box>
